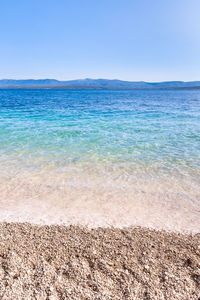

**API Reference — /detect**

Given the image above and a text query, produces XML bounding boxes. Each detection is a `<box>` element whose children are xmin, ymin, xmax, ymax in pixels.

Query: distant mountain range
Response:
<box><xmin>0</xmin><ymin>78</ymin><xmax>200</xmax><ymax>89</ymax></box>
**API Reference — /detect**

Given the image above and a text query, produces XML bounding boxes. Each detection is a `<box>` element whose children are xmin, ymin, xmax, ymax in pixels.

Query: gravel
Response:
<box><xmin>0</xmin><ymin>222</ymin><xmax>199</xmax><ymax>299</ymax></box>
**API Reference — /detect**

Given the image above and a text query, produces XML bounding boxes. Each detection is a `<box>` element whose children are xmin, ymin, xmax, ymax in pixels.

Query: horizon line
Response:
<box><xmin>1</xmin><ymin>78</ymin><xmax>200</xmax><ymax>83</ymax></box>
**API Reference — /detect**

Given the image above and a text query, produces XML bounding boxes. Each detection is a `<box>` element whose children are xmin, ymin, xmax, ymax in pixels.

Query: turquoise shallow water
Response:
<box><xmin>0</xmin><ymin>89</ymin><xmax>200</xmax><ymax>173</ymax></box>
<box><xmin>0</xmin><ymin>89</ymin><xmax>200</xmax><ymax>231</ymax></box>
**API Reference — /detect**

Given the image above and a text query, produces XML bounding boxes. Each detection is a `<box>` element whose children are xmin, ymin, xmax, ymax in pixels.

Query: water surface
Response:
<box><xmin>0</xmin><ymin>89</ymin><xmax>200</xmax><ymax>232</ymax></box>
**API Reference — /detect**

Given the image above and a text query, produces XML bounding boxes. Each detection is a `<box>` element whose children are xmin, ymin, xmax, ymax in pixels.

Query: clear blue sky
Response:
<box><xmin>0</xmin><ymin>0</ymin><xmax>200</xmax><ymax>81</ymax></box>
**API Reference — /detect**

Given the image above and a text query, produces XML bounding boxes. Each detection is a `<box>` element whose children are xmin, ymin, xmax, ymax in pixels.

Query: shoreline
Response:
<box><xmin>0</xmin><ymin>222</ymin><xmax>199</xmax><ymax>299</ymax></box>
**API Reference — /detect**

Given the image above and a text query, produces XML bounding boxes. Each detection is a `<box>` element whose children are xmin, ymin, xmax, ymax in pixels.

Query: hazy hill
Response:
<box><xmin>0</xmin><ymin>78</ymin><xmax>200</xmax><ymax>89</ymax></box>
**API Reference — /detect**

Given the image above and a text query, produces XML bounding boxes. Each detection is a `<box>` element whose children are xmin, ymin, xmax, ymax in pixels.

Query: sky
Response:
<box><xmin>0</xmin><ymin>0</ymin><xmax>200</xmax><ymax>82</ymax></box>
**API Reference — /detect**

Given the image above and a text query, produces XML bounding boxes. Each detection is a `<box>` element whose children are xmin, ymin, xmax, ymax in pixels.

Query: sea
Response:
<box><xmin>0</xmin><ymin>89</ymin><xmax>199</xmax><ymax>232</ymax></box>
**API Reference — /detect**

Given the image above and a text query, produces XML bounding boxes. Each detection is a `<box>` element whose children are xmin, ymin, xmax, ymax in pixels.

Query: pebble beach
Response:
<box><xmin>0</xmin><ymin>223</ymin><xmax>200</xmax><ymax>299</ymax></box>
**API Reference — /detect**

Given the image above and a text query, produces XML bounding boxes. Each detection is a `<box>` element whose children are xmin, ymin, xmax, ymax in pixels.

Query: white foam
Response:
<box><xmin>0</xmin><ymin>170</ymin><xmax>199</xmax><ymax>233</ymax></box>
